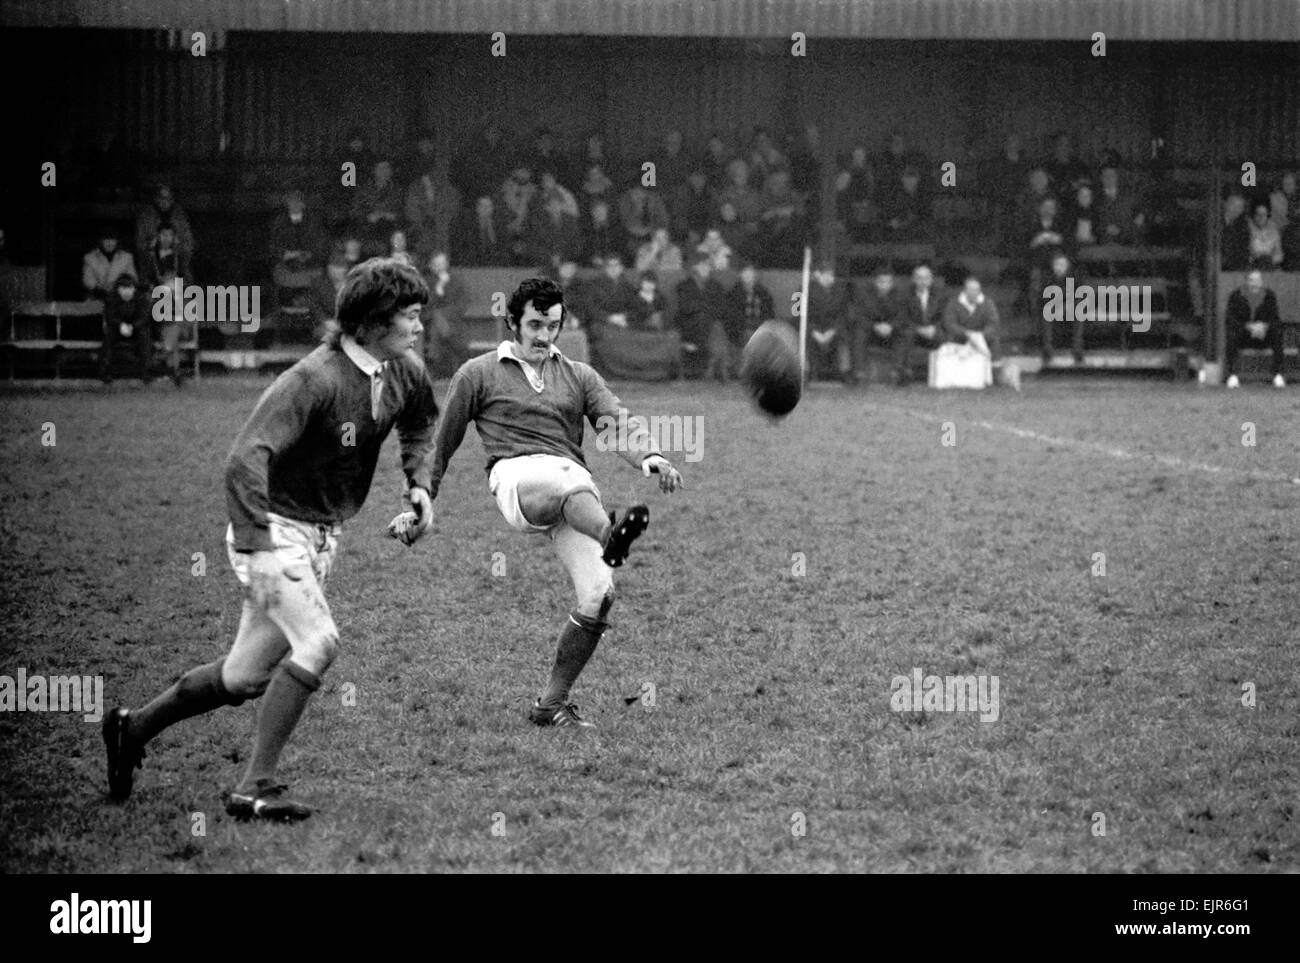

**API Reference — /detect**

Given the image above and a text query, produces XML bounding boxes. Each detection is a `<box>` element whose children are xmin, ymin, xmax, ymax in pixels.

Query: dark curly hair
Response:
<box><xmin>506</xmin><ymin>277</ymin><xmax>566</xmax><ymax>336</ymax></box>
<box><xmin>336</xmin><ymin>257</ymin><xmax>429</xmax><ymax>341</ymax></box>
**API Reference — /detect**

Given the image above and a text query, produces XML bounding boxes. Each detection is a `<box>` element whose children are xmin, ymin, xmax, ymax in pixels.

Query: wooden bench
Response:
<box><xmin>2</xmin><ymin>300</ymin><xmax>200</xmax><ymax>380</ymax></box>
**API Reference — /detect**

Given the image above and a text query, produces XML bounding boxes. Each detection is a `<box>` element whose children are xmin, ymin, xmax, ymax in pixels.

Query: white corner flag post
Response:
<box><xmin>798</xmin><ymin>245</ymin><xmax>811</xmax><ymax>384</ymax></box>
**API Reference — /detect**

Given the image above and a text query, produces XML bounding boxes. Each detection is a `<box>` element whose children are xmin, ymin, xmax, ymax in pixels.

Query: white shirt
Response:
<box><xmin>341</xmin><ymin>334</ymin><xmax>387</xmax><ymax>420</ymax></box>
<box><xmin>497</xmin><ymin>340</ymin><xmax>560</xmax><ymax>393</ymax></box>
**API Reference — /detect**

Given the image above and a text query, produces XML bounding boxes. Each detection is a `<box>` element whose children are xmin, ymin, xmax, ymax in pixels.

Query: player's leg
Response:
<box><xmin>513</xmin><ymin>461</ymin><xmax>648</xmax><ymax>568</ymax></box>
<box><xmin>530</xmin><ymin>522</ymin><xmax>615</xmax><ymax>727</ymax></box>
<box><xmin>226</xmin><ymin>537</ymin><xmax>339</xmax><ymax>820</ymax></box>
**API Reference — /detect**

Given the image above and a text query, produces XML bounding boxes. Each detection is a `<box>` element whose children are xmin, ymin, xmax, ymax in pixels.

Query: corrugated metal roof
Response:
<box><xmin>3</xmin><ymin>0</ymin><xmax>1298</xmax><ymax>40</ymax></box>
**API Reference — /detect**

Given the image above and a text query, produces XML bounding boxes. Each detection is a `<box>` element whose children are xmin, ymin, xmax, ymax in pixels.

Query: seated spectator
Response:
<box><xmin>1269</xmin><ymin>170</ymin><xmax>1297</xmax><ymax>231</ymax></box>
<box><xmin>875</xmin><ymin>131</ymin><xmax>928</xmax><ymax>192</ymax></box>
<box><xmin>941</xmin><ymin>273</ymin><xmax>1004</xmax><ymax>361</ymax></box>
<box><xmin>1026</xmin><ymin>196</ymin><xmax>1067</xmax><ymax>269</ymax></box>
<box><xmin>656</xmin><ymin>129</ymin><xmax>689</xmax><ymax>195</ymax></box>
<box><xmin>407</xmin><ymin>128</ymin><xmax>438</xmax><ymax>186</ymax></box>
<box><xmin>1221</xmin><ymin>192</ymin><xmax>1252</xmax><ymax>271</ymax></box>
<box><xmin>1009</xmin><ymin>167</ymin><xmax>1054</xmax><ymax>252</ymax></box>
<box><xmin>697</xmin><ymin>227</ymin><xmax>734</xmax><ymax>273</ymax></box>
<box><xmin>835</xmin><ymin>145</ymin><xmax>876</xmax><ymax>243</ymax></box>
<box><xmin>671</xmin><ymin>169</ymin><xmax>715</xmax><ymax>248</ymax></box>
<box><xmin>983</xmin><ymin>133</ymin><xmax>1028</xmax><ymax>208</ymax></box>
<box><xmin>716</xmin><ymin>204</ymin><xmax>750</xmax><ymax>264</ymax></box>
<box><xmin>788</xmin><ymin>122</ymin><xmax>824</xmax><ymax>210</ymax></box>
<box><xmin>580</xmin><ymin>197</ymin><xmax>620</xmax><ymax>266</ymax></box>
<box><xmin>579</xmin><ymin>163</ymin><xmax>617</xmax><ymax>211</ymax></box>
<box><xmin>421</xmin><ymin>250</ymin><xmax>470</xmax><ymax>375</ymax></box>
<box><xmin>898</xmin><ymin>263</ymin><xmax>946</xmax><ymax>384</ymax></box>
<box><xmin>758</xmin><ymin>168</ymin><xmax>805</xmax><ymax>266</ymax></box>
<box><xmin>135</xmin><ymin>184</ymin><xmax>195</xmax><ymax>266</ymax></box>
<box><xmin>1247</xmin><ymin>202</ymin><xmax>1284</xmax><ymax>269</ymax></box>
<box><xmin>878</xmin><ymin>166</ymin><xmax>932</xmax><ymax>242</ymax></box>
<box><xmin>585</xmin><ymin>254</ymin><xmax>638</xmax><ymax>328</ymax></box>
<box><xmin>629</xmin><ymin>271</ymin><xmax>668</xmax><ymax>330</ymax></box>
<box><xmin>451</xmin><ymin>196</ymin><xmax>507</xmax><ymax>266</ymax></box>
<box><xmin>310</xmin><ymin>249</ymin><xmax>350</xmax><ymax>332</ymax></box>
<box><xmin>498</xmin><ymin>165</ymin><xmax>538</xmax><ymax>264</ymax></box>
<box><xmin>386</xmin><ymin>228</ymin><xmax>416</xmax><ymax>267</ymax></box>
<box><xmin>531</xmin><ymin>126</ymin><xmax>565</xmax><ymax>181</ymax></box>
<box><xmin>141</xmin><ymin>224</ymin><xmax>189</xmax><ymax>288</ymax></box>
<box><xmin>1096</xmin><ymin>165</ymin><xmax>1145</xmax><ymax>244</ymax></box>
<box><xmin>618</xmin><ymin>183</ymin><xmax>671</xmax><ymax>261</ymax></box>
<box><xmin>572</xmin><ymin>133</ymin><xmax>614</xmax><ymax>190</ymax></box>
<box><xmin>268</xmin><ymin>189</ymin><xmax>326</xmax><ymax>294</ymax></box>
<box><xmin>1224</xmin><ymin>269</ymin><xmax>1285</xmax><ymax>388</ymax></box>
<box><xmin>1069</xmin><ymin>184</ymin><xmax>1100</xmax><ymax>247</ymax></box>
<box><xmin>1044</xmin><ymin>131</ymin><xmax>1089</xmax><ymax>196</ymax></box>
<box><xmin>852</xmin><ymin>262</ymin><xmax>903</xmax><ymax>385</ymax></box>
<box><xmin>716</xmin><ymin>159</ymin><xmax>763</xmax><ymax>251</ymax></box>
<box><xmin>99</xmin><ymin>272</ymin><xmax>151</xmax><ymax>384</ymax></box>
<box><xmin>1037</xmin><ymin>251</ymin><xmax>1085</xmax><ymax>366</ymax></box>
<box><xmin>729</xmin><ymin>260</ymin><xmax>776</xmax><ymax>343</ymax></box>
<box><xmin>527</xmin><ymin>170</ymin><xmax>582</xmax><ymax>263</ymax></box>
<box><xmin>634</xmin><ymin>227</ymin><xmax>683</xmax><ymax>274</ymax></box>
<box><xmin>351</xmin><ymin>159</ymin><xmax>403</xmax><ymax>252</ymax></box>
<box><xmin>744</xmin><ymin>126</ymin><xmax>787</xmax><ymax>185</ymax></box>
<box><xmin>404</xmin><ymin>160</ymin><xmax>461</xmax><ymax>257</ymax></box>
<box><xmin>806</xmin><ymin>260</ymin><xmax>852</xmax><ymax>382</ymax></box>
<box><xmin>82</xmin><ymin>227</ymin><xmax>136</xmax><ymax>300</ymax></box>
<box><xmin>341</xmin><ymin>235</ymin><xmax>364</xmax><ymax>271</ymax></box>
<box><xmin>702</xmin><ymin>133</ymin><xmax>734</xmax><ymax>191</ymax></box>
<box><xmin>674</xmin><ymin>254</ymin><xmax>732</xmax><ymax>379</ymax></box>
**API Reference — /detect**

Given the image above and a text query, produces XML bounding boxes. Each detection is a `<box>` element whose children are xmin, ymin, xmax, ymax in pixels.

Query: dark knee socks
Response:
<box><xmin>541</xmin><ymin>612</ymin><xmax>608</xmax><ymax>708</ymax></box>
<box><xmin>238</xmin><ymin>661</ymin><xmax>320</xmax><ymax>792</ymax></box>
<box><xmin>129</xmin><ymin>659</ymin><xmax>242</xmax><ymax>745</ymax></box>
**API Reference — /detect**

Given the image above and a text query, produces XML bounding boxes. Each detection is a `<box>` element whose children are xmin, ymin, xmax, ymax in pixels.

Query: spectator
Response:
<box><xmin>674</xmin><ymin>254</ymin><xmax>732</xmax><ymax>379</ymax></box>
<box><xmin>527</xmin><ymin>170</ymin><xmax>582</xmax><ymax>263</ymax></box>
<box><xmin>634</xmin><ymin>227</ymin><xmax>683</xmax><ymax>274</ymax></box>
<box><xmin>671</xmin><ymin>168</ymin><xmax>716</xmax><ymax>247</ymax></box>
<box><xmin>656</xmin><ymin>129</ymin><xmax>689</xmax><ymax>195</ymax></box>
<box><xmin>1247</xmin><ymin>202</ymin><xmax>1284</xmax><ymax>269</ymax></box>
<box><xmin>325</xmin><ymin>127</ymin><xmax>375</xmax><ymax>231</ymax></box>
<box><xmin>386</xmin><ymin>228</ymin><xmax>415</xmax><ymax>267</ymax></box>
<box><xmin>421</xmin><ymin>250</ymin><xmax>470</xmax><ymax>375</ymax></box>
<box><xmin>407</xmin><ymin>128</ymin><xmax>438</xmax><ymax>184</ymax></box>
<box><xmin>617</xmin><ymin>182</ymin><xmax>671</xmax><ymax>260</ymax></box>
<box><xmin>1027</xmin><ymin>196</ymin><xmax>1067</xmax><ymax>269</ymax></box>
<box><xmin>141</xmin><ymin>224</ymin><xmax>189</xmax><ymax>288</ymax></box>
<box><xmin>579</xmin><ymin>196</ymin><xmax>620</xmax><ymax>266</ymax></box>
<box><xmin>82</xmin><ymin>227</ymin><xmax>137</xmax><ymax>300</ymax></box>
<box><xmin>336</xmin><ymin>127</ymin><xmax>375</xmax><ymax>185</ymax></box>
<box><xmin>351</xmin><ymin>159</ymin><xmax>403</xmax><ymax>251</ymax></box>
<box><xmin>983</xmin><ymin>133</ymin><xmax>1029</xmax><ymax>206</ymax></box>
<box><xmin>340</xmin><ymin>235</ymin><xmax>364</xmax><ymax>271</ymax></box>
<box><xmin>531</xmin><ymin>126</ymin><xmax>564</xmax><ymax>180</ymax></box>
<box><xmin>716</xmin><ymin>159</ymin><xmax>763</xmax><ymax>248</ymax></box>
<box><xmin>835</xmin><ymin>145</ymin><xmax>876</xmax><ymax>245</ymax></box>
<box><xmin>788</xmin><ymin>123</ymin><xmax>825</xmax><ymax>213</ymax></box>
<box><xmin>1069</xmin><ymin>184</ymin><xmax>1100</xmax><ymax>248</ymax></box>
<box><xmin>697</xmin><ymin>226</ymin><xmax>734</xmax><ymax>273</ymax></box>
<box><xmin>1044</xmin><ymin>132</ymin><xmax>1089</xmax><ymax>196</ymax></box>
<box><xmin>876</xmin><ymin>132</ymin><xmax>929</xmax><ymax>192</ymax></box>
<box><xmin>1269</xmin><ymin>170</ymin><xmax>1297</xmax><ymax>231</ymax></box>
<box><xmin>878</xmin><ymin>165</ymin><xmax>932</xmax><ymax>242</ymax></box>
<box><xmin>629</xmin><ymin>271</ymin><xmax>668</xmax><ymax>330</ymax></box>
<box><xmin>852</xmin><ymin>262</ymin><xmax>904</xmax><ymax>385</ymax></box>
<box><xmin>729</xmin><ymin>260</ymin><xmax>776</xmax><ymax>343</ymax></box>
<box><xmin>1037</xmin><ymin>251</ymin><xmax>1085</xmax><ymax>366</ymax></box>
<box><xmin>310</xmin><ymin>249</ymin><xmax>350</xmax><ymax>331</ymax></box>
<box><xmin>498</xmin><ymin>165</ymin><xmax>538</xmax><ymax>264</ymax></box>
<box><xmin>1096</xmin><ymin>165</ymin><xmax>1145</xmax><ymax>244</ymax></box>
<box><xmin>580</xmin><ymin>163</ymin><xmax>617</xmax><ymax>213</ymax></box>
<box><xmin>716</xmin><ymin>204</ymin><xmax>750</xmax><ymax>264</ymax></box>
<box><xmin>806</xmin><ymin>260</ymin><xmax>852</xmax><ymax>382</ymax></box>
<box><xmin>898</xmin><ymin>263</ymin><xmax>946</xmax><ymax>384</ymax></box>
<box><xmin>942</xmin><ymin>274</ymin><xmax>1004</xmax><ymax>361</ymax></box>
<box><xmin>99</xmin><ymin>272</ymin><xmax>152</xmax><ymax>384</ymax></box>
<box><xmin>571</xmin><ymin>133</ymin><xmax>614</xmax><ymax>191</ymax></box>
<box><xmin>758</xmin><ymin>168</ymin><xmax>805</xmax><ymax>266</ymax></box>
<box><xmin>1224</xmin><ymin>269</ymin><xmax>1285</xmax><ymax>388</ymax></box>
<box><xmin>702</xmin><ymin>133</ymin><xmax>734</xmax><ymax>191</ymax></box>
<box><xmin>585</xmin><ymin>253</ymin><xmax>638</xmax><ymax>329</ymax></box>
<box><xmin>452</xmin><ymin>196</ymin><xmax>507</xmax><ymax>266</ymax></box>
<box><xmin>134</xmin><ymin>184</ymin><xmax>195</xmax><ymax>266</ymax></box>
<box><xmin>1221</xmin><ymin>192</ymin><xmax>1252</xmax><ymax>271</ymax></box>
<box><xmin>744</xmin><ymin>126</ymin><xmax>787</xmax><ymax>185</ymax></box>
<box><xmin>268</xmin><ymin>189</ymin><xmax>326</xmax><ymax>296</ymax></box>
<box><xmin>404</xmin><ymin>160</ymin><xmax>461</xmax><ymax>257</ymax></box>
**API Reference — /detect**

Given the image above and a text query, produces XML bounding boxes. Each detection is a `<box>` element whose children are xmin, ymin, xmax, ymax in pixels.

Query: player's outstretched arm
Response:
<box><xmin>641</xmin><ymin>454</ymin><xmax>684</xmax><ymax>493</ymax></box>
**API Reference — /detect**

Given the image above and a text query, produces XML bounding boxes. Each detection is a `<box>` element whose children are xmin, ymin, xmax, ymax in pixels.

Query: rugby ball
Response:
<box><xmin>740</xmin><ymin>320</ymin><xmax>802</xmax><ymax>417</ymax></box>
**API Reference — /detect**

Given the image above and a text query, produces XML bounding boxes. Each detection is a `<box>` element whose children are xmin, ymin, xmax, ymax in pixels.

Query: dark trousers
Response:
<box><xmin>100</xmin><ymin>318</ymin><xmax>152</xmax><ymax>381</ymax></box>
<box><xmin>1226</xmin><ymin>322</ymin><xmax>1285</xmax><ymax>376</ymax></box>
<box><xmin>896</xmin><ymin>330</ymin><xmax>944</xmax><ymax>384</ymax></box>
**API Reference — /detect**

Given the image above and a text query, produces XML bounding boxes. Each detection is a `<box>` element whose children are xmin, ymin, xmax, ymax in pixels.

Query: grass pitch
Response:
<box><xmin>1</xmin><ymin>374</ymin><xmax>1296</xmax><ymax>872</ymax></box>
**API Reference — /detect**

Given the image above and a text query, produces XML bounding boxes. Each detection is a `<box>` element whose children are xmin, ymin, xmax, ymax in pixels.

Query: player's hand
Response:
<box><xmin>642</xmin><ymin>455</ymin><xmax>683</xmax><ymax>493</ymax></box>
<box><xmin>245</xmin><ymin>550</ymin><xmax>285</xmax><ymax>609</ymax></box>
<box><xmin>407</xmin><ymin>486</ymin><xmax>434</xmax><ymax>542</ymax></box>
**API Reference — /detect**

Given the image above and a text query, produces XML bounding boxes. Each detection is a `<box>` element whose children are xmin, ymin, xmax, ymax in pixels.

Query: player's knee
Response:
<box><xmin>299</xmin><ymin>630</ymin><xmax>339</xmax><ymax>677</ymax></box>
<box><xmin>576</xmin><ymin>578</ymin><xmax>615</xmax><ymax>620</ymax></box>
<box><xmin>220</xmin><ymin>665</ymin><xmax>271</xmax><ymax>701</ymax></box>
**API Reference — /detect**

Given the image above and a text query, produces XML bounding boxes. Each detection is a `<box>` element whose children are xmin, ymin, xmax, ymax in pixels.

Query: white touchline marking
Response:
<box><xmin>872</xmin><ymin>402</ymin><xmax>1300</xmax><ymax>487</ymax></box>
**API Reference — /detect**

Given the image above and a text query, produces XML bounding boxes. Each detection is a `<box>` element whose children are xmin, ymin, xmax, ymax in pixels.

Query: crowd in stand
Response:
<box><xmin>7</xmin><ymin>122</ymin><xmax>1295</xmax><ymax>384</ymax></box>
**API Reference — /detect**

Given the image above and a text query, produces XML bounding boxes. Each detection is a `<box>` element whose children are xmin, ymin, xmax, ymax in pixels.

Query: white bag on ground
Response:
<box><xmin>928</xmin><ymin>342</ymin><xmax>992</xmax><ymax>389</ymax></box>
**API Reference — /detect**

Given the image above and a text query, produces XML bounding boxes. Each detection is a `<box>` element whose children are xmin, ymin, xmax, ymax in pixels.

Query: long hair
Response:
<box><xmin>335</xmin><ymin>257</ymin><xmax>429</xmax><ymax>342</ymax></box>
